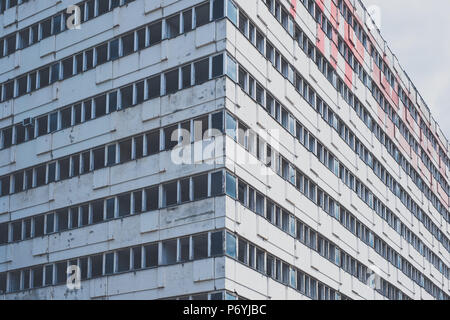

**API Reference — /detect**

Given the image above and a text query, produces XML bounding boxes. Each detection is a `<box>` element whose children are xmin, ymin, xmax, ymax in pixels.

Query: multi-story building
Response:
<box><xmin>0</xmin><ymin>0</ymin><xmax>448</xmax><ymax>300</ymax></box>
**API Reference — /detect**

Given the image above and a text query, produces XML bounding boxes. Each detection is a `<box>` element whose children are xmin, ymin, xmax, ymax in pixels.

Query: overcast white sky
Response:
<box><xmin>362</xmin><ymin>0</ymin><xmax>450</xmax><ymax>140</ymax></box>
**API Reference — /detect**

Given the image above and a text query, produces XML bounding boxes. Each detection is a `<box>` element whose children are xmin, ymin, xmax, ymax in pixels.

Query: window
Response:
<box><xmin>165</xmin><ymin>69</ymin><xmax>179</xmax><ymax>94</ymax></box>
<box><xmin>180</xmin><ymin>178</ymin><xmax>190</xmax><ymax>203</ymax></box>
<box><xmin>227</xmin><ymin>0</ymin><xmax>237</xmax><ymax>25</ymax></box>
<box><xmin>91</xmin><ymin>255</ymin><xmax>103</xmax><ymax>277</ymax></box>
<box><xmin>38</xmin><ymin>68</ymin><xmax>49</xmax><ymax>88</ymax></box>
<box><xmin>106</xmin><ymin>198</ymin><xmax>115</xmax><ymax>219</ymax></box>
<box><xmin>92</xmin><ymin>200</ymin><xmax>104</xmax><ymax>224</ymax></box>
<box><xmin>119</xmin><ymin>139</ymin><xmax>132</xmax><ymax>163</ymax></box>
<box><xmin>109</xmin><ymin>39</ymin><xmax>119</xmax><ymax>60</ymax></box>
<box><xmin>193</xmin><ymin>233</ymin><xmax>208</xmax><ymax>259</ymax></box>
<box><xmin>227</xmin><ymin>55</ymin><xmax>237</xmax><ymax>81</ymax></box>
<box><xmin>183</xmin><ymin>10</ymin><xmax>192</xmax><ymax>32</ymax></box>
<box><xmin>61</xmin><ymin>107</ymin><xmax>71</xmax><ymax>129</ymax></box>
<box><xmin>161</xmin><ymin>239</ymin><xmax>177</xmax><ymax>265</ymax></box>
<box><xmin>166</xmin><ymin>15</ymin><xmax>180</xmax><ymax>39</ymax></box>
<box><xmin>120</xmin><ymin>85</ymin><xmax>133</xmax><ymax>109</ymax></box>
<box><xmin>226</xmin><ymin>172</ymin><xmax>236</xmax><ymax>198</ymax></box>
<box><xmin>118</xmin><ymin>193</ymin><xmax>131</xmax><ymax>217</ymax></box>
<box><xmin>41</xmin><ymin>19</ymin><xmax>52</xmax><ymax>39</ymax></box>
<box><xmin>94</xmin><ymin>95</ymin><xmax>107</xmax><ymax>117</ymax></box>
<box><xmin>195</xmin><ymin>3</ymin><xmax>210</xmax><ymax>27</ymax></box>
<box><xmin>182</xmin><ymin>65</ymin><xmax>192</xmax><ymax>89</ymax></box>
<box><xmin>145</xmin><ymin>186</ymin><xmax>159</xmax><ymax>211</ymax></box>
<box><xmin>210</xmin><ymin>171</ymin><xmax>223</xmax><ymax>196</ymax></box>
<box><xmin>238</xmin><ymin>239</ymin><xmax>247</xmax><ymax>263</ymax></box>
<box><xmin>149</xmin><ymin>21</ymin><xmax>162</xmax><ymax>45</ymax></box>
<box><xmin>164</xmin><ymin>125</ymin><xmax>178</xmax><ymax>150</ymax></box>
<box><xmin>57</xmin><ymin>209</ymin><xmax>69</xmax><ymax>232</ymax></box>
<box><xmin>59</xmin><ymin>157</ymin><xmax>70</xmax><ymax>180</ymax></box>
<box><xmin>212</xmin><ymin>53</ymin><xmax>224</xmax><ymax>77</ymax></box>
<box><xmin>193</xmin><ymin>174</ymin><xmax>208</xmax><ymax>200</ymax></box>
<box><xmin>85</xmin><ymin>49</ymin><xmax>93</xmax><ymax>70</ymax></box>
<box><xmin>144</xmin><ymin>244</ymin><xmax>159</xmax><ymax>267</ymax></box>
<box><xmin>147</xmin><ymin>75</ymin><xmax>161</xmax><ymax>99</ymax></box>
<box><xmin>96</xmin><ymin>43</ymin><xmax>108</xmax><ymax>65</ymax></box>
<box><xmin>146</xmin><ymin>130</ymin><xmax>160</xmax><ymax>155</ymax></box>
<box><xmin>117</xmin><ymin>249</ymin><xmax>130</xmax><ymax>272</ymax></box>
<box><xmin>93</xmin><ymin>147</ymin><xmax>105</xmax><ymax>170</ymax></box>
<box><xmin>108</xmin><ymin>91</ymin><xmax>118</xmax><ymax>112</ymax></box>
<box><xmin>163</xmin><ymin>181</ymin><xmax>177</xmax><ymax>206</ymax></box>
<box><xmin>122</xmin><ymin>33</ymin><xmax>135</xmax><ymax>56</ymax></box>
<box><xmin>132</xmin><ymin>246</ymin><xmax>142</xmax><ymax>269</ymax></box>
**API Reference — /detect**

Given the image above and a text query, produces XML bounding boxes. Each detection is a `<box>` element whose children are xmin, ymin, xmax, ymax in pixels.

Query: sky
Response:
<box><xmin>362</xmin><ymin>0</ymin><xmax>450</xmax><ymax>141</ymax></box>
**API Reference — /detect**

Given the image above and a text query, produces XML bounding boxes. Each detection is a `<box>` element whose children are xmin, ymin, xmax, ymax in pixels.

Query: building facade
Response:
<box><xmin>0</xmin><ymin>0</ymin><xmax>448</xmax><ymax>300</ymax></box>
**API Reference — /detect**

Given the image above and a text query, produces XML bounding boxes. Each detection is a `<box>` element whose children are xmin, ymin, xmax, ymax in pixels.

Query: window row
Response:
<box><xmin>225</xmin><ymin>232</ymin><xmax>351</xmax><ymax>300</ymax></box>
<box><xmin>224</xmin><ymin>169</ymin><xmax>447</xmax><ymax>300</ymax></box>
<box><xmin>0</xmin><ymin>110</ymin><xmax>224</xmax><ymax>197</ymax></box>
<box><xmin>0</xmin><ymin>52</ymin><xmax>225</xmax><ymax>149</ymax></box>
<box><xmin>229</xmin><ymin>10</ymin><xmax>450</xmax><ymax>253</ymax></box>
<box><xmin>0</xmin><ymin>0</ymin><xmax>135</xmax><ymax>58</ymax></box>
<box><xmin>0</xmin><ymin>229</ymin><xmax>224</xmax><ymax>294</ymax></box>
<box><xmin>0</xmin><ymin>0</ymin><xmax>216</xmax><ymax>102</ymax></box>
<box><xmin>0</xmin><ymin>0</ymin><xmax>27</xmax><ymax>14</ymax></box>
<box><xmin>229</xmin><ymin>47</ymin><xmax>450</xmax><ymax>268</ymax></box>
<box><xmin>226</xmin><ymin>104</ymin><xmax>449</xmax><ymax>287</ymax></box>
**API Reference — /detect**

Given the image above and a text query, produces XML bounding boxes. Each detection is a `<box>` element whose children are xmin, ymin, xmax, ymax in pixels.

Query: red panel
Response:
<box><xmin>290</xmin><ymin>0</ymin><xmax>297</xmax><ymax>16</ymax></box>
<box><xmin>355</xmin><ymin>38</ymin><xmax>364</xmax><ymax>65</ymax></box>
<box><xmin>330</xmin><ymin>42</ymin><xmax>338</xmax><ymax>69</ymax></box>
<box><xmin>316</xmin><ymin>27</ymin><xmax>325</xmax><ymax>55</ymax></box>
<box><xmin>315</xmin><ymin>0</ymin><xmax>325</xmax><ymax>12</ymax></box>
<box><xmin>372</xmin><ymin>63</ymin><xmax>381</xmax><ymax>86</ymax></box>
<box><xmin>377</xmin><ymin>105</ymin><xmax>385</xmax><ymax>126</ymax></box>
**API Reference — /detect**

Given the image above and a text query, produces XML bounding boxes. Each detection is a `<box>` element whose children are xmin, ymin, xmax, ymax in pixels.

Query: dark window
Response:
<box><xmin>122</xmin><ymin>33</ymin><xmax>135</xmax><ymax>56</ymax></box>
<box><xmin>212</xmin><ymin>0</ymin><xmax>225</xmax><ymax>19</ymax></box>
<box><xmin>93</xmin><ymin>147</ymin><xmax>105</xmax><ymax>170</ymax></box>
<box><xmin>71</xmin><ymin>154</ymin><xmax>80</xmax><ymax>176</ymax></box>
<box><xmin>108</xmin><ymin>91</ymin><xmax>118</xmax><ymax>112</ymax></box>
<box><xmin>195</xmin><ymin>3</ymin><xmax>210</xmax><ymax>27</ymax></box>
<box><xmin>91</xmin><ymin>255</ymin><xmax>103</xmax><ymax>277</ymax></box>
<box><xmin>144</xmin><ymin>244</ymin><xmax>158</xmax><ymax>267</ymax></box>
<box><xmin>13</xmin><ymin>172</ymin><xmax>23</xmax><ymax>193</ymax></box>
<box><xmin>212</xmin><ymin>53</ymin><xmax>223</xmax><ymax>77</ymax></box>
<box><xmin>132</xmin><ymin>246</ymin><xmax>142</xmax><ymax>269</ymax></box>
<box><xmin>183</xmin><ymin>10</ymin><xmax>192</xmax><ymax>32</ymax></box>
<box><xmin>32</xmin><ymin>266</ymin><xmax>43</xmax><ymax>288</ymax></box>
<box><xmin>193</xmin><ymin>174</ymin><xmax>208</xmax><ymax>200</ymax></box>
<box><xmin>117</xmin><ymin>249</ymin><xmax>130</xmax><ymax>272</ymax></box>
<box><xmin>47</xmin><ymin>163</ymin><xmax>56</xmax><ymax>183</ymax></box>
<box><xmin>96</xmin><ymin>43</ymin><xmax>108</xmax><ymax>65</ymax></box>
<box><xmin>94</xmin><ymin>94</ymin><xmax>107</xmax><ymax>117</ymax></box>
<box><xmin>34</xmin><ymin>215</ymin><xmax>45</xmax><ymax>237</ymax></box>
<box><xmin>164</xmin><ymin>125</ymin><xmax>178</xmax><ymax>150</ymax></box>
<box><xmin>29</xmin><ymin>72</ymin><xmax>36</xmax><ymax>91</ymax></box>
<box><xmin>92</xmin><ymin>200</ymin><xmax>104</xmax><ymax>224</ymax></box>
<box><xmin>119</xmin><ymin>139</ymin><xmax>132</xmax><ymax>162</ymax></box>
<box><xmin>56</xmin><ymin>262</ymin><xmax>67</xmax><ymax>284</ymax></box>
<box><xmin>17</xmin><ymin>76</ymin><xmax>27</xmax><ymax>96</ymax></box>
<box><xmin>61</xmin><ymin>107</ymin><xmax>71</xmax><ymax>129</ymax></box>
<box><xmin>5</xmin><ymin>35</ymin><xmax>15</xmax><ymax>55</ymax></box>
<box><xmin>37</xmin><ymin>116</ymin><xmax>48</xmax><ymax>136</ymax></box>
<box><xmin>0</xmin><ymin>223</ymin><xmax>8</xmax><ymax>245</ymax></box>
<box><xmin>57</xmin><ymin>209</ymin><xmax>69</xmax><ymax>231</ymax></box>
<box><xmin>165</xmin><ymin>69</ymin><xmax>179</xmax><ymax>94</ymax></box>
<box><xmin>194</xmin><ymin>58</ymin><xmax>209</xmax><ymax>84</ymax></box>
<box><xmin>134</xmin><ymin>135</ymin><xmax>143</xmax><ymax>159</ymax></box>
<box><xmin>19</xmin><ymin>29</ymin><xmax>29</xmax><ymax>49</ymax></box>
<box><xmin>193</xmin><ymin>233</ymin><xmax>208</xmax><ymax>259</ymax></box>
<box><xmin>39</xmin><ymin>68</ymin><xmax>49</xmax><ymax>88</ymax></box>
<box><xmin>120</xmin><ymin>85</ymin><xmax>133</xmax><ymax>108</ymax></box>
<box><xmin>146</xmin><ymin>131</ymin><xmax>160</xmax><ymax>155</ymax></box>
<box><xmin>62</xmin><ymin>57</ymin><xmax>73</xmax><ymax>79</ymax></box>
<box><xmin>98</xmin><ymin>0</ymin><xmax>109</xmax><ymax>15</ymax></box>
<box><xmin>137</xmin><ymin>28</ymin><xmax>146</xmax><ymax>50</ymax></box>
<box><xmin>85</xmin><ymin>49</ymin><xmax>93</xmax><ymax>70</ymax></box>
<box><xmin>49</xmin><ymin>112</ymin><xmax>58</xmax><ymax>132</ymax></box>
<box><xmin>41</xmin><ymin>19</ymin><xmax>52</xmax><ymax>39</ymax></box>
<box><xmin>135</xmin><ymin>81</ymin><xmax>144</xmax><ymax>104</ymax></box>
<box><xmin>118</xmin><ymin>193</ymin><xmax>131</xmax><ymax>217</ymax></box>
<box><xmin>46</xmin><ymin>213</ymin><xmax>54</xmax><ymax>233</ymax></box>
<box><xmin>149</xmin><ymin>21</ymin><xmax>162</xmax><ymax>45</ymax></box>
<box><xmin>15</xmin><ymin>123</ymin><xmax>25</xmax><ymax>144</ymax></box>
<box><xmin>75</xmin><ymin>53</ymin><xmax>83</xmax><ymax>74</ymax></box>
<box><xmin>81</xmin><ymin>151</ymin><xmax>90</xmax><ymax>173</ymax></box>
<box><xmin>180</xmin><ymin>178</ymin><xmax>190</xmax><ymax>203</ymax></box>
<box><xmin>182</xmin><ymin>65</ymin><xmax>191</xmax><ymax>89</ymax></box>
<box><xmin>59</xmin><ymin>157</ymin><xmax>70</xmax><ymax>180</ymax></box>
<box><xmin>12</xmin><ymin>221</ymin><xmax>22</xmax><ymax>241</ymax></box>
<box><xmin>145</xmin><ymin>186</ymin><xmax>159</xmax><ymax>211</ymax></box>
<box><xmin>147</xmin><ymin>75</ymin><xmax>161</xmax><ymax>99</ymax></box>
<box><xmin>166</xmin><ymin>14</ymin><xmax>180</xmax><ymax>39</ymax></box>
<box><xmin>211</xmin><ymin>171</ymin><xmax>223</xmax><ymax>196</ymax></box>
<box><xmin>2</xmin><ymin>127</ymin><xmax>12</xmax><ymax>148</ymax></box>
<box><xmin>35</xmin><ymin>165</ymin><xmax>46</xmax><ymax>187</ymax></box>
<box><xmin>163</xmin><ymin>181</ymin><xmax>177</xmax><ymax>206</ymax></box>
<box><xmin>133</xmin><ymin>191</ymin><xmax>142</xmax><ymax>213</ymax></box>
<box><xmin>52</xmin><ymin>14</ymin><xmax>62</xmax><ymax>34</ymax></box>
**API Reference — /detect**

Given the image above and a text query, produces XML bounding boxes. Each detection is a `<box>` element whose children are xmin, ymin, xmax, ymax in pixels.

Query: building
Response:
<box><xmin>0</xmin><ymin>0</ymin><xmax>448</xmax><ymax>300</ymax></box>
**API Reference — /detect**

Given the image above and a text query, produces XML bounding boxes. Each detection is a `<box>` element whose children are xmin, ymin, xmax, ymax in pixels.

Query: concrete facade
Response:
<box><xmin>0</xmin><ymin>0</ymin><xmax>448</xmax><ymax>300</ymax></box>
